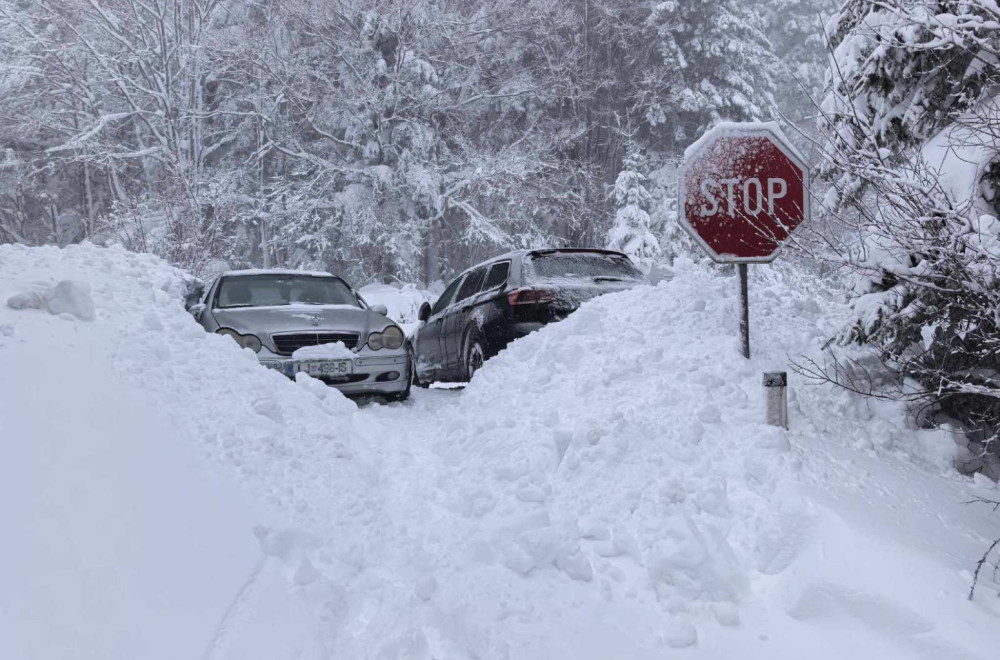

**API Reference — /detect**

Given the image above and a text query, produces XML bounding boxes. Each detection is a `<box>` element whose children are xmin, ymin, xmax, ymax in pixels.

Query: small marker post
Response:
<box><xmin>763</xmin><ymin>371</ymin><xmax>788</xmax><ymax>429</ymax></box>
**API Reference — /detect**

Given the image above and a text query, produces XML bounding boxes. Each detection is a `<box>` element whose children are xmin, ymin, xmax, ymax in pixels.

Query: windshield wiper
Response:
<box><xmin>593</xmin><ymin>276</ymin><xmax>627</xmax><ymax>283</ymax></box>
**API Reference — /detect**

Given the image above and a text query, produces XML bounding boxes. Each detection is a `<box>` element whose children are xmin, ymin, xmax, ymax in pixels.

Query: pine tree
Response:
<box><xmin>759</xmin><ymin>0</ymin><xmax>831</xmax><ymax>123</ymax></box>
<box><xmin>607</xmin><ymin>146</ymin><xmax>659</xmax><ymax>264</ymax></box>
<box><xmin>647</xmin><ymin>0</ymin><xmax>777</xmax><ymax>150</ymax></box>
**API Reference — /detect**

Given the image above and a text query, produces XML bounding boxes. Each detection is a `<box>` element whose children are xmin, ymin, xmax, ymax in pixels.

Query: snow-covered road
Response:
<box><xmin>3</xmin><ymin>243</ymin><xmax>1000</xmax><ymax>659</ymax></box>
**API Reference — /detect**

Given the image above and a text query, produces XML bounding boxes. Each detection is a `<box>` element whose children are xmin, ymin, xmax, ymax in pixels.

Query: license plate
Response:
<box><xmin>295</xmin><ymin>360</ymin><xmax>353</xmax><ymax>376</ymax></box>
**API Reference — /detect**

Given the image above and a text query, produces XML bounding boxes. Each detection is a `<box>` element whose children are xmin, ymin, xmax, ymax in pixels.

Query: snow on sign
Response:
<box><xmin>680</xmin><ymin>122</ymin><xmax>809</xmax><ymax>263</ymax></box>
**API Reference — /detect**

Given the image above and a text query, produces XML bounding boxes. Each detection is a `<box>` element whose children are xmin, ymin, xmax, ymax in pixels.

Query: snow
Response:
<box><xmin>7</xmin><ymin>279</ymin><xmax>96</xmax><ymax>321</ymax></box>
<box><xmin>359</xmin><ymin>282</ymin><xmax>436</xmax><ymax>335</ymax></box>
<box><xmin>230</xmin><ymin>303</ymin><xmax>362</xmax><ymax>313</ymax></box>
<box><xmin>3</xmin><ymin>243</ymin><xmax>1000</xmax><ymax>659</ymax></box>
<box><xmin>920</xmin><ymin>95</ymin><xmax>1000</xmax><ymax>216</ymax></box>
<box><xmin>221</xmin><ymin>268</ymin><xmax>336</xmax><ymax>278</ymax></box>
<box><xmin>292</xmin><ymin>341</ymin><xmax>355</xmax><ymax>360</ymax></box>
<box><xmin>0</xmin><ymin>249</ymin><xmax>272</xmax><ymax>659</ymax></box>
<box><xmin>683</xmin><ymin>121</ymin><xmax>808</xmax><ymax>167</ymax></box>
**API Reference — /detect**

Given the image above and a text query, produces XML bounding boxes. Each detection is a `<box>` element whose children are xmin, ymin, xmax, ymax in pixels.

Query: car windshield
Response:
<box><xmin>216</xmin><ymin>274</ymin><xmax>360</xmax><ymax>309</ymax></box>
<box><xmin>526</xmin><ymin>252</ymin><xmax>645</xmax><ymax>282</ymax></box>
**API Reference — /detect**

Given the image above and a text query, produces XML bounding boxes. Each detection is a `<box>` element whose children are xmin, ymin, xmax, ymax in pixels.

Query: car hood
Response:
<box><xmin>211</xmin><ymin>304</ymin><xmax>391</xmax><ymax>341</ymax></box>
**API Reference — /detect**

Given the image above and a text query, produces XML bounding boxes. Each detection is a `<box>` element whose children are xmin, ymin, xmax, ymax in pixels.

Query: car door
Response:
<box><xmin>442</xmin><ymin>266</ymin><xmax>488</xmax><ymax>375</ymax></box>
<box><xmin>197</xmin><ymin>276</ymin><xmax>222</xmax><ymax>331</ymax></box>
<box><xmin>475</xmin><ymin>260</ymin><xmax>512</xmax><ymax>352</ymax></box>
<box><xmin>415</xmin><ymin>274</ymin><xmax>464</xmax><ymax>381</ymax></box>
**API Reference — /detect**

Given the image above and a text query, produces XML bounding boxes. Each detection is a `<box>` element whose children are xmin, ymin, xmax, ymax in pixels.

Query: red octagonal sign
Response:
<box><xmin>680</xmin><ymin>123</ymin><xmax>809</xmax><ymax>263</ymax></box>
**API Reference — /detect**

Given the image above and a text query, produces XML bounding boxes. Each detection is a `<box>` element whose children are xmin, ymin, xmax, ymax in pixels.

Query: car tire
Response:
<box><xmin>464</xmin><ymin>335</ymin><xmax>485</xmax><ymax>382</ymax></box>
<box><xmin>386</xmin><ymin>385</ymin><xmax>411</xmax><ymax>403</ymax></box>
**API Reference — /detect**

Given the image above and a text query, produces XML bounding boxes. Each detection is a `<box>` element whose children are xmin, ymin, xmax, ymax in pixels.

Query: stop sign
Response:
<box><xmin>679</xmin><ymin>123</ymin><xmax>809</xmax><ymax>263</ymax></box>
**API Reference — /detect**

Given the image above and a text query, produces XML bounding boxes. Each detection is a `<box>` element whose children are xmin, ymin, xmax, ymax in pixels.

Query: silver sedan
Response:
<box><xmin>189</xmin><ymin>270</ymin><xmax>410</xmax><ymax>400</ymax></box>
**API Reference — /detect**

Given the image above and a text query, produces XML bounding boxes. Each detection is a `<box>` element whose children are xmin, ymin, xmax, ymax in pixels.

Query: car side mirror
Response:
<box><xmin>370</xmin><ymin>303</ymin><xmax>389</xmax><ymax>316</ymax></box>
<box><xmin>189</xmin><ymin>303</ymin><xmax>206</xmax><ymax>322</ymax></box>
<box><xmin>418</xmin><ymin>302</ymin><xmax>432</xmax><ymax>322</ymax></box>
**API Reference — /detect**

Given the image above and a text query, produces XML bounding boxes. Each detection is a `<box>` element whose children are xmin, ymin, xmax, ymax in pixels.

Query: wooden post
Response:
<box><xmin>738</xmin><ymin>263</ymin><xmax>750</xmax><ymax>359</ymax></box>
<box><xmin>763</xmin><ymin>372</ymin><xmax>788</xmax><ymax>429</ymax></box>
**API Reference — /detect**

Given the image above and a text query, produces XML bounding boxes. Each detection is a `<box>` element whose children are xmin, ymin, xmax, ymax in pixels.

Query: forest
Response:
<box><xmin>0</xmin><ymin>0</ymin><xmax>824</xmax><ymax>283</ymax></box>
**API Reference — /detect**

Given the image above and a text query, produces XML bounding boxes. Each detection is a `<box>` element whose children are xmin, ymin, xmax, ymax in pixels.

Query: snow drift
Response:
<box><xmin>2</xmin><ymin>243</ymin><xmax>999</xmax><ymax>659</ymax></box>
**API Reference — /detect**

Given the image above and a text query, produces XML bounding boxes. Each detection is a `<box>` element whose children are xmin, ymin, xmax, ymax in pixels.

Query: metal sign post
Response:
<box><xmin>678</xmin><ymin>123</ymin><xmax>810</xmax><ymax>359</ymax></box>
<box><xmin>738</xmin><ymin>263</ymin><xmax>750</xmax><ymax>359</ymax></box>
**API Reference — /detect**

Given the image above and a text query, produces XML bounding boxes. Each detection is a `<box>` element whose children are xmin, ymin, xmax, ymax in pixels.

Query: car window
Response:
<box><xmin>455</xmin><ymin>267</ymin><xmax>487</xmax><ymax>303</ymax></box>
<box><xmin>204</xmin><ymin>277</ymin><xmax>221</xmax><ymax>306</ymax></box>
<box><xmin>432</xmin><ymin>276</ymin><xmax>464</xmax><ymax>316</ymax></box>
<box><xmin>216</xmin><ymin>275</ymin><xmax>360</xmax><ymax>309</ymax></box>
<box><xmin>481</xmin><ymin>261</ymin><xmax>510</xmax><ymax>292</ymax></box>
<box><xmin>525</xmin><ymin>252</ymin><xmax>645</xmax><ymax>282</ymax></box>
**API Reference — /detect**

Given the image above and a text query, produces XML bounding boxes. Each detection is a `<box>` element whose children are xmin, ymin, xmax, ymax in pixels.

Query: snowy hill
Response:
<box><xmin>2</xmin><ymin>243</ymin><xmax>999</xmax><ymax>659</ymax></box>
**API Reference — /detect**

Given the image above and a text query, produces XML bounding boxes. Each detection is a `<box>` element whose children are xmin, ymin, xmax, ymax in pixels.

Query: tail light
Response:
<box><xmin>507</xmin><ymin>288</ymin><xmax>554</xmax><ymax>305</ymax></box>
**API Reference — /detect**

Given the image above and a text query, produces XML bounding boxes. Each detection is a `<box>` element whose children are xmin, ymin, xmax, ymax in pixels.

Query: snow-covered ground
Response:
<box><xmin>3</xmin><ymin>243</ymin><xmax>999</xmax><ymax>659</ymax></box>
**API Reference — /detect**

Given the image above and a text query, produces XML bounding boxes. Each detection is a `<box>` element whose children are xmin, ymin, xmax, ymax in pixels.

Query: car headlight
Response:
<box><xmin>367</xmin><ymin>325</ymin><xmax>404</xmax><ymax>350</ymax></box>
<box><xmin>216</xmin><ymin>328</ymin><xmax>262</xmax><ymax>353</ymax></box>
<box><xmin>381</xmin><ymin>325</ymin><xmax>404</xmax><ymax>349</ymax></box>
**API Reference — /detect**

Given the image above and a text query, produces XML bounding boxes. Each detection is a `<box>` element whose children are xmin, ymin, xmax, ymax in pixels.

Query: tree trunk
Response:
<box><xmin>425</xmin><ymin>218</ymin><xmax>440</xmax><ymax>285</ymax></box>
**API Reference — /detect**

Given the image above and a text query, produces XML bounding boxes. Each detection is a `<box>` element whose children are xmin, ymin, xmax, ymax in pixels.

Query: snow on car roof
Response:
<box><xmin>221</xmin><ymin>268</ymin><xmax>336</xmax><ymax>278</ymax></box>
<box><xmin>453</xmin><ymin>248</ymin><xmax>629</xmax><ymax>278</ymax></box>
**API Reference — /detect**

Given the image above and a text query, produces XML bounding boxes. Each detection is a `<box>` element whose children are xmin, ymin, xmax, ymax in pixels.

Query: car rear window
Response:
<box><xmin>217</xmin><ymin>275</ymin><xmax>360</xmax><ymax>309</ymax></box>
<box><xmin>481</xmin><ymin>261</ymin><xmax>510</xmax><ymax>291</ymax></box>
<box><xmin>525</xmin><ymin>252</ymin><xmax>644</xmax><ymax>282</ymax></box>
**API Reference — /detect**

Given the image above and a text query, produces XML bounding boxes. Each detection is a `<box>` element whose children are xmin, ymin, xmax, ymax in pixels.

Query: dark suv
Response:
<box><xmin>411</xmin><ymin>248</ymin><xmax>649</xmax><ymax>384</ymax></box>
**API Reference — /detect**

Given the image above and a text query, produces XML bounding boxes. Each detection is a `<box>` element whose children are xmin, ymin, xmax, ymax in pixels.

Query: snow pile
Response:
<box><xmin>292</xmin><ymin>341</ymin><xmax>354</xmax><ymax>360</ymax></box>
<box><xmin>360</xmin><ymin>258</ymin><xmax>1000</xmax><ymax>658</ymax></box>
<box><xmin>4</xmin><ymin>243</ymin><xmax>999</xmax><ymax>659</ymax></box>
<box><xmin>0</xmin><ymin>243</ymin><xmax>374</xmax><ymax>659</ymax></box>
<box><xmin>359</xmin><ymin>282</ymin><xmax>434</xmax><ymax>326</ymax></box>
<box><xmin>7</xmin><ymin>279</ymin><xmax>96</xmax><ymax>321</ymax></box>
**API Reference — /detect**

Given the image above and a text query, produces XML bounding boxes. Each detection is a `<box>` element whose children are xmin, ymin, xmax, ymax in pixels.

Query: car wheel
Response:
<box><xmin>464</xmin><ymin>336</ymin><xmax>485</xmax><ymax>381</ymax></box>
<box><xmin>386</xmin><ymin>385</ymin><xmax>411</xmax><ymax>403</ymax></box>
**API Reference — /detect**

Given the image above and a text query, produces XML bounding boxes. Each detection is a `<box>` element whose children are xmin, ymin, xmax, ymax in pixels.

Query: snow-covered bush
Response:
<box><xmin>817</xmin><ymin>0</ymin><xmax>1000</xmax><ymax>466</ymax></box>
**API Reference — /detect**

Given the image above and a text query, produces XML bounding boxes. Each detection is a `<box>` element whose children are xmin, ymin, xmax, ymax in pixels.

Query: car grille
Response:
<box><xmin>271</xmin><ymin>332</ymin><xmax>360</xmax><ymax>356</ymax></box>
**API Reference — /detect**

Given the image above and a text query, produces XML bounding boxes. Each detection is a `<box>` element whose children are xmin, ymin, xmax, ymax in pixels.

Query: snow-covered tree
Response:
<box><xmin>0</xmin><ymin>0</ymin><xmax>788</xmax><ymax>284</ymax></box>
<box><xmin>759</xmin><ymin>0</ymin><xmax>831</xmax><ymax>124</ymax></box>
<box><xmin>646</xmin><ymin>0</ymin><xmax>777</xmax><ymax>149</ymax></box>
<box><xmin>607</xmin><ymin>145</ymin><xmax>659</xmax><ymax>264</ymax></box>
<box><xmin>816</xmin><ymin>0</ymin><xmax>1000</xmax><ymax>467</ymax></box>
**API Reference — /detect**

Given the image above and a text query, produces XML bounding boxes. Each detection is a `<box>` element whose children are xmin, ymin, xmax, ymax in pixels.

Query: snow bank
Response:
<box><xmin>0</xmin><ymin>243</ymin><xmax>371</xmax><ymax>659</ymax></box>
<box><xmin>7</xmin><ymin>279</ymin><xmax>96</xmax><ymax>320</ymax></box>
<box><xmin>359</xmin><ymin>281</ymin><xmax>434</xmax><ymax>333</ymax></box>
<box><xmin>4</xmin><ymin>243</ymin><xmax>999</xmax><ymax>659</ymax></box>
<box><xmin>358</xmin><ymin>259</ymin><xmax>1000</xmax><ymax>658</ymax></box>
